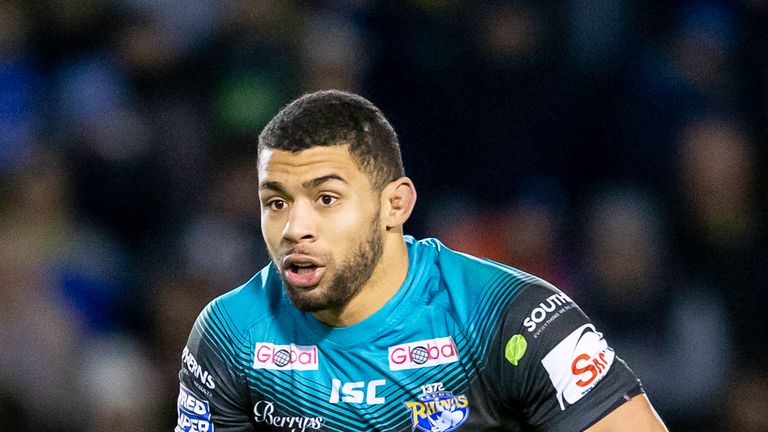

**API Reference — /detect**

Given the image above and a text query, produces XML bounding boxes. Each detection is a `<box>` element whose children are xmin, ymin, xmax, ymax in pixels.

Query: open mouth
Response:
<box><xmin>283</xmin><ymin>256</ymin><xmax>325</xmax><ymax>288</ymax></box>
<box><xmin>288</xmin><ymin>261</ymin><xmax>318</xmax><ymax>272</ymax></box>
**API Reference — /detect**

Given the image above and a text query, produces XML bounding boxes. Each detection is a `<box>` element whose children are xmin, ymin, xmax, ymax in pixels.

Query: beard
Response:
<box><xmin>278</xmin><ymin>213</ymin><xmax>384</xmax><ymax>313</ymax></box>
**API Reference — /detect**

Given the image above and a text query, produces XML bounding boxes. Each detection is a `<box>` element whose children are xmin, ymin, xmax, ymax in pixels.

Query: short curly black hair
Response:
<box><xmin>258</xmin><ymin>90</ymin><xmax>405</xmax><ymax>192</ymax></box>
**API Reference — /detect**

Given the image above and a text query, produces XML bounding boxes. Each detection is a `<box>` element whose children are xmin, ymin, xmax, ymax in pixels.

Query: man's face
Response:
<box><xmin>258</xmin><ymin>145</ymin><xmax>384</xmax><ymax>312</ymax></box>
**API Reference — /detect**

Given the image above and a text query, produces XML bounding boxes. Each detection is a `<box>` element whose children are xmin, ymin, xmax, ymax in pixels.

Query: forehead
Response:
<box><xmin>258</xmin><ymin>145</ymin><xmax>366</xmax><ymax>185</ymax></box>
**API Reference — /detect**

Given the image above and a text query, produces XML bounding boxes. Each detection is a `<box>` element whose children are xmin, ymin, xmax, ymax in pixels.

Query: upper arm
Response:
<box><xmin>495</xmin><ymin>278</ymin><xmax>647</xmax><ymax>431</ymax></box>
<box><xmin>585</xmin><ymin>394</ymin><xmax>668</xmax><ymax>432</ymax></box>
<box><xmin>177</xmin><ymin>304</ymin><xmax>254</xmax><ymax>432</ymax></box>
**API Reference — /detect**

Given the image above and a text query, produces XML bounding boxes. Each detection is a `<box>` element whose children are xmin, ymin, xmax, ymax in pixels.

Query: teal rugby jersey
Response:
<box><xmin>177</xmin><ymin>237</ymin><xmax>642</xmax><ymax>432</ymax></box>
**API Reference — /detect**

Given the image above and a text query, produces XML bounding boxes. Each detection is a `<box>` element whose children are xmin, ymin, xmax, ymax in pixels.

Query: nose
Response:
<box><xmin>282</xmin><ymin>200</ymin><xmax>316</xmax><ymax>243</ymax></box>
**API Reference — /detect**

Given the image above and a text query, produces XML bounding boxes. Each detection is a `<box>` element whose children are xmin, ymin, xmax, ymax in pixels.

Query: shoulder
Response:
<box><xmin>414</xmin><ymin>236</ymin><xmax>542</xmax><ymax>291</ymax></box>
<box><xmin>410</xmin><ymin>236</ymin><xmax>551</xmax><ymax>322</ymax></box>
<box><xmin>193</xmin><ymin>264</ymin><xmax>285</xmax><ymax>352</ymax></box>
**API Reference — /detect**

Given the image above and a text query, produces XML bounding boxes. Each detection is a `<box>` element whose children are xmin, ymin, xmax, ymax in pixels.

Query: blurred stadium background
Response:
<box><xmin>1</xmin><ymin>0</ymin><xmax>767</xmax><ymax>430</ymax></box>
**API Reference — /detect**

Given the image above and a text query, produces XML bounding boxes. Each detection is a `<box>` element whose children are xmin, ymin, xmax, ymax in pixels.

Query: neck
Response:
<box><xmin>313</xmin><ymin>232</ymin><xmax>409</xmax><ymax>327</ymax></box>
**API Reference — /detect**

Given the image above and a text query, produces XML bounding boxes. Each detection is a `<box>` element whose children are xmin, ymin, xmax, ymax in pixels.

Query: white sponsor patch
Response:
<box><xmin>176</xmin><ymin>384</ymin><xmax>214</xmax><ymax>431</ymax></box>
<box><xmin>388</xmin><ymin>336</ymin><xmax>459</xmax><ymax>371</ymax></box>
<box><xmin>541</xmin><ymin>323</ymin><xmax>616</xmax><ymax>410</ymax></box>
<box><xmin>253</xmin><ymin>343</ymin><xmax>319</xmax><ymax>371</ymax></box>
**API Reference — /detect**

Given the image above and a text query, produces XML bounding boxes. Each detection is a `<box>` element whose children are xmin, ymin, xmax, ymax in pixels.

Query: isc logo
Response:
<box><xmin>329</xmin><ymin>379</ymin><xmax>386</xmax><ymax>405</ymax></box>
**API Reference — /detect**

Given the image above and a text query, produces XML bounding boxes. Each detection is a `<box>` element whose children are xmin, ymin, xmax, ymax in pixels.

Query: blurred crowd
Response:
<box><xmin>0</xmin><ymin>0</ymin><xmax>766</xmax><ymax>431</ymax></box>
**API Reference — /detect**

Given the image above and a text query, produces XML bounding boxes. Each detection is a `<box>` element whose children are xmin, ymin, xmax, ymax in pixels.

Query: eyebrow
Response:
<box><xmin>302</xmin><ymin>174</ymin><xmax>348</xmax><ymax>190</ymax></box>
<box><xmin>259</xmin><ymin>174</ymin><xmax>348</xmax><ymax>194</ymax></box>
<box><xmin>259</xmin><ymin>181</ymin><xmax>287</xmax><ymax>193</ymax></box>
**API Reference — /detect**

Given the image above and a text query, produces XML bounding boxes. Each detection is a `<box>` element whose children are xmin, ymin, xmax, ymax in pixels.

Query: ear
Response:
<box><xmin>381</xmin><ymin>177</ymin><xmax>417</xmax><ymax>230</ymax></box>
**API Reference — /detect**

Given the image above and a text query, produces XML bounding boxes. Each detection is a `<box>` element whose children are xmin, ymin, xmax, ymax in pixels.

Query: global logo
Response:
<box><xmin>272</xmin><ymin>349</ymin><xmax>291</xmax><ymax>367</ymax></box>
<box><xmin>410</xmin><ymin>346</ymin><xmax>429</xmax><ymax>364</ymax></box>
<box><xmin>253</xmin><ymin>343</ymin><xmax>319</xmax><ymax>371</ymax></box>
<box><xmin>388</xmin><ymin>336</ymin><xmax>459</xmax><ymax>371</ymax></box>
<box><xmin>405</xmin><ymin>382</ymin><xmax>469</xmax><ymax>432</ymax></box>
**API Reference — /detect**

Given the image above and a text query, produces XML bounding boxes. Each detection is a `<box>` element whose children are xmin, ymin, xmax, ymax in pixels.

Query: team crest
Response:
<box><xmin>404</xmin><ymin>383</ymin><xmax>469</xmax><ymax>432</ymax></box>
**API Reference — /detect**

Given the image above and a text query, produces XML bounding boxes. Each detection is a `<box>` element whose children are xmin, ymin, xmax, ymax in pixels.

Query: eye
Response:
<box><xmin>317</xmin><ymin>194</ymin><xmax>338</xmax><ymax>207</ymax></box>
<box><xmin>267</xmin><ymin>199</ymin><xmax>287</xmax><ymax>211</ymax></box>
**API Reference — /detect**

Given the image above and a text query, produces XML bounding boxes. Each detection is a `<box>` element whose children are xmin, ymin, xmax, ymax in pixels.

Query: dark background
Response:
<box><xmin>1</xmin><ymin>0</ymin><xmax>766</xmax><ymax>430</ymax></box>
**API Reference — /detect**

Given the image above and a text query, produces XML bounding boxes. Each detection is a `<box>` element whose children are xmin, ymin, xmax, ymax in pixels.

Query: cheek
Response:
<box><xmin>327</xmin><ymin>208</ymin><xmax>373</xmax><ymax>237</ymax></box>
<box><xmin>260</xmin><ymin>216</ymin><xmax>283</xmax><ymax>251</ymax></box>
<box><xmin>326</xmin><ymin>210</ymin><xmax>380</xmax><ymax>257</ymax></box>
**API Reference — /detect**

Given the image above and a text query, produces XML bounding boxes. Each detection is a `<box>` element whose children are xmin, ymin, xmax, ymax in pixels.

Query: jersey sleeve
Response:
<box><xmin>176</xmin><ymin>302</ymin><xmax>254</xmax><ymax>432</ymax></box>
<box><xmin>495</xmin><ymin>278</ymin><xmax>643</xmax><ymax>431</ymax></box>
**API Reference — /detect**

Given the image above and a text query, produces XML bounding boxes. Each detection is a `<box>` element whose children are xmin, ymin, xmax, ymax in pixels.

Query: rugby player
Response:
<box><xmin>176</xmin><ymin>90</ymin><xmax>668</xmax><ymax>431</ymax></box>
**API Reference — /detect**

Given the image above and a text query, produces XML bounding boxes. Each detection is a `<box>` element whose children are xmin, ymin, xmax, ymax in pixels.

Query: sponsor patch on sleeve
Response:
<box><xmin>176</xmin><ymin>384</ymin><xmax>214</xmax><ymax>432</ymax></box>
<box><xmin>540</xmin><ymin>324</ymin><xmax>615</xmax><ymax>410</ymax></box>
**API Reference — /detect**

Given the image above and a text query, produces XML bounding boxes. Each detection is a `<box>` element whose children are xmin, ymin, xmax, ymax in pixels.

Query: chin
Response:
<box><xmin>285</xmin><ymin>285</ymin><xmax>332</xmax><ymax>312</ymax></box>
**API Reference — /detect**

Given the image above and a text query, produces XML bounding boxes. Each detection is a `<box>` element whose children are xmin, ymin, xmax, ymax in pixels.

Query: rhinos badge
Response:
<box><xmin>405</xmin><ymin>384</ymin><xmax>469</xmax><ymax>432</ymax></box>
